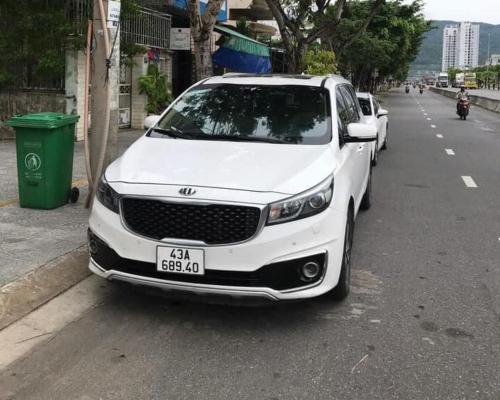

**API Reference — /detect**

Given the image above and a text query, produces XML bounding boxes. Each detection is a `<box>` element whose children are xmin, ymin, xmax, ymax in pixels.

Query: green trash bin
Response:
<box><xmin>6</xmin><ymin>112</ymin><xmax>80</xmax><ymax>209</ymax></box>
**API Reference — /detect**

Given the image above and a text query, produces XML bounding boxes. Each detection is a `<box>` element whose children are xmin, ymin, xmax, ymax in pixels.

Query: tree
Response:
<box><xmin>264</xmin><ymin>0</ymin><xmax>385</xmax><ymax>74</ymax></box>
<box><xmin>187</xmin><ymin>0</ymin><xmax>225</xmax><ymax>80</ymax></box>
<box><xmin>304</xmin><ymin>47</ymin><xmax>338</xmax><ymax>75</ymax></box>
<box><xmin>334</xmin><ymin>0</ymin><xmax>430</xmax><ymax>90</ymax></box>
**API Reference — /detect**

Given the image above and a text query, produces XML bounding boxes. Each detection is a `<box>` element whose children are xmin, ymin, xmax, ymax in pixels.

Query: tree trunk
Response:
<box><xmin>287</xmin><ymin>41</ymin><xmax>308</xmax><ymax>74</ymax></box>
<box><xmin>192</xmin><ymin>37</ymin><xmax>213</xmax><ymax>80</ymax></box>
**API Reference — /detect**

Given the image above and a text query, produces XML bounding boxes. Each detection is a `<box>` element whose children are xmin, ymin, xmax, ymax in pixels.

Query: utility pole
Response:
<box><xmin>89</xmin><ymin>0</ymin><xmax>120</xmax><ymax>188</ymax></box>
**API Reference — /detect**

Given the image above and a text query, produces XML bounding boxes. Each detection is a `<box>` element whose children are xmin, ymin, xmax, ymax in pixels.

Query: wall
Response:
<box><xmin>0</xmin><ymin>91</ymin><xmax>65</xmax><ymax>139</ymax></box>
<box><xmin>430</xmin><ymin>87</ymin><xmax>500</xmax><ymax>114</ymax></box>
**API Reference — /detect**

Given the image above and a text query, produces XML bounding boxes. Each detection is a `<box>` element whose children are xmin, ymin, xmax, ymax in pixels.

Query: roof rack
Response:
<box><xmin>221</xmin><ymin>73</ymin><xmax>315</xmax><ymax>80</ymax></box>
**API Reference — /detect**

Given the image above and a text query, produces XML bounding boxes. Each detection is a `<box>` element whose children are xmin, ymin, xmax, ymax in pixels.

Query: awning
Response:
<box><xmin>212</xmin><ymin>25</ymin><xmax>272</xmax><ymax>73</ymax></box>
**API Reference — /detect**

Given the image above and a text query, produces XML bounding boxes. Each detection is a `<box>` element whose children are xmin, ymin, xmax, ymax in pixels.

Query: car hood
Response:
<box><xmin>106</xmin><ymin>136</ymin><xmax>336</xmax><ymax>195</ymax></box>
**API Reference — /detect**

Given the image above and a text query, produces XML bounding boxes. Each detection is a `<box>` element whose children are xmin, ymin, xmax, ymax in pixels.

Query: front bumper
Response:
<box><xmin>89</xmin><ymin>198</ymin><xmax>346</xmax><ymax>301</ymax></box>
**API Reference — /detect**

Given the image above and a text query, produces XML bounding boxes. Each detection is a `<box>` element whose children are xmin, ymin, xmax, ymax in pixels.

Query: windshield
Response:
<box><xmin>150</xmin><ymin>84</ymin><xmax>332</xmax><ymax>144</ymax></box>
<box><xmin>358</xmin><ymin>98</ymin><xmax>372</xmax><ymax>116</ymax></box>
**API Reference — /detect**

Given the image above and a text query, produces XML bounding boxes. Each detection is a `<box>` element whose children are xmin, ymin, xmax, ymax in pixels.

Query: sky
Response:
<box><xmin>421</xmin><ymin>0</ymin><xmax>500</xmax><ymax>25</ymax></box>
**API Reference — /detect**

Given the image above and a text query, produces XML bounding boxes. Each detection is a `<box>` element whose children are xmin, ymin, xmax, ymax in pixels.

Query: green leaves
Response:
<box><xmin>138</xmin><ymin>64</ymin><xmax>173</xmax><ymax>115</ymax></box>
<box><xmin>304</xmin><ymin>48</ymin><xmax>338</xmax><ymax>75</ymax></box>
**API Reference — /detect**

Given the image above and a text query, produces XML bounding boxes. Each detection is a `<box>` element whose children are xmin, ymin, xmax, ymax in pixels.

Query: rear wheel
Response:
<box><xmin>331</xmin><ymin>207</ymin><xmax>354</xmax><ymax>301</ymax></box>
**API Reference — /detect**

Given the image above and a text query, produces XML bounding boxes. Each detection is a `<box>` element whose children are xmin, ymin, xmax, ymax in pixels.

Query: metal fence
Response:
<box><xmin>121</xmin><ymin>7</ymin><xmax>171</xmax><ymax>50</ymax></box>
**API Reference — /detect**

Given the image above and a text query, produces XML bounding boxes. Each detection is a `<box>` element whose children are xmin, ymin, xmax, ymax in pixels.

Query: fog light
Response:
<box><xmin>88</xmin><ymin>236</ymin><xmax>98</xmax><ymax>255</ymax></box>
<box><xmin>301</xmin><ymin>261</ymin><xmax>321</xmax><ymax>281</ymax></box>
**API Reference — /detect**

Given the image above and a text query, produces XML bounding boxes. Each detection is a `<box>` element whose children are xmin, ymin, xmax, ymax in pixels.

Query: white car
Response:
<box><xmin>357</xmin><ymin>92</ymin><xmax>388</xmax><ymax>166</ymax></box>
<box><xmin>88</xmin><ymin>74</ymin><xmax>377</xmax><ymax>302</ymax></box>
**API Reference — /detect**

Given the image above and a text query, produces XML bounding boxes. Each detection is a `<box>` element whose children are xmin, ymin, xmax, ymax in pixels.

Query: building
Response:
<box><xmin>488</xmin><ymin>54</ymin><xmax>500</xmax><ymax>66</ymax></box>
<box><xmin>442</xmin><ymin>25</ymin><xmax>458</xmax><ymax>72</ymax></box>
<box><xmin>456</xmin><ymin>22</ymin><xmax>480</xmax><ymax>69</ymax></box>
<box><xmin>441</xmin><ymin>22</ymin><xmax>480</xmax><ymax>71</ymax></box>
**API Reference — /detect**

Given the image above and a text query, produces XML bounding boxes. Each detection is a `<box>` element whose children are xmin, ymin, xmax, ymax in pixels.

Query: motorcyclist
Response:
<box><xmin>456</xmin><ymin>86</ymin><xmax>469</xmax><ymax>112</ymax></box>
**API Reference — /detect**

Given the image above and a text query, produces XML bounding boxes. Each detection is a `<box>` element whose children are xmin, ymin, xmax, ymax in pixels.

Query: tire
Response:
<box><xmin>331</xmin><ymin>206</ymin><xmax>354</xmax><ymax>301</ymax></box>
<box><xmin>69</xmin><ymin>187</ymin><xmax>79</xmax><ymax>204</ymax></box>
<box><xmin>360</xmin><ymin>167</ymin><xmax>372</xmax><ymax>211</ymax></box>
<box><xmin>372</xmin><ymin>136</ymin><xmax>379</xmax><ymax>166</ymax></box>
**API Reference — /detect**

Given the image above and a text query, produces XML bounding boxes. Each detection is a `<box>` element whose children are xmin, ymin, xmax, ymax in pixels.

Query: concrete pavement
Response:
<box><xmin>1</xmin><ymin>90</ymin><xmax>500</xmax><ymax>399</ymax></box>
<box><xmin>0</xmin><ymin>130</ymin><xmax>143</xmax><ymax>286</ymax></box>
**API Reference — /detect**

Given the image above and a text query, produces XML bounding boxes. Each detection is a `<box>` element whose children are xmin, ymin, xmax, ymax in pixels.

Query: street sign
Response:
<box><xmin>170</xmin><ymin>28</ymin><xmax>191</xmax><ymax>51</ymax></box>
<box><xmin>107</xmin><ymin>0</ymin><xmax>121</xmax><ymax>28</ymax></box>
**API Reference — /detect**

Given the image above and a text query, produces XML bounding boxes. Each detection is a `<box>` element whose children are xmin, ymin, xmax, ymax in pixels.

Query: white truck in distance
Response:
<box><xmin>437</xmin><ymin>72</ymin><xmax>449</xmax><ymax>88</ymax></box>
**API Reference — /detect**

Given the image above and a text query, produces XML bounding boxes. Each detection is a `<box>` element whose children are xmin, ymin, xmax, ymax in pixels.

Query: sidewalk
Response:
<box><xmin>0</xmin><ymin>129</ymin><xmax>143</xmax><ymax>286</ymax></box>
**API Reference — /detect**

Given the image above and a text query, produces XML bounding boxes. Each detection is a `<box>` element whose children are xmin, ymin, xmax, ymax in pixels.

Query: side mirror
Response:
<box><xmin>144</xmin><ymin>115</ymin><xmax>161</xmax><ymax>130</ymax></box>
<box><xmin>345</xmin><ymin>123</ymin><xmax>377</xmax><ymax>143</ymax></box>
<box><xmin>377</xmin><ymin>108</ymin><xmax>388</xmax><ymax>118</ymax></box>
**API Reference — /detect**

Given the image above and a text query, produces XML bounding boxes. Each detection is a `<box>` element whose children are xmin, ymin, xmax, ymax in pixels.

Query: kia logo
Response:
<box><xmin>179</xmin><ymin>187</ymin><xmax>197</xmax><ymax>196</ymax></box>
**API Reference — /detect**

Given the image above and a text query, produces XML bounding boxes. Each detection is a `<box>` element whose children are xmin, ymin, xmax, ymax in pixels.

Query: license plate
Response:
<box><xmin>156</xmin><ymin>246</ymin><xmax>205</xmax><ymax>275</ymax></box>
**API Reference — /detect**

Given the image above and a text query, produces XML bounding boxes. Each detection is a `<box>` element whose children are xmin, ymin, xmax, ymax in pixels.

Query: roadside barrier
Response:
<box><xmin>429</xmin><ymin>87</ymin><xmax>500</xmax><ymax>114</ymax></box>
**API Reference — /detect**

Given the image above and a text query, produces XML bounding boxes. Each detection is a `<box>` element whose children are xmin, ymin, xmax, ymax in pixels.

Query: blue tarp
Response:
<box><xmin>213</xmin><ymin>46</ymin><xmax>272</xmax><ymax>73</ymax></box>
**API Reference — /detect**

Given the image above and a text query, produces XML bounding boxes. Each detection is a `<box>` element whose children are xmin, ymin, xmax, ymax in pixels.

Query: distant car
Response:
<box><xmin>357</xmin><ymin>92</ymin><xmax>388</xmax><ymax>166</ymax></box>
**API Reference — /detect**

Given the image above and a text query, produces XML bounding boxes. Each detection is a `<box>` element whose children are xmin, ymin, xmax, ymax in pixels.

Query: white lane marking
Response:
<box><xmin>423</xmin><ymin>113</ymin><xmax>428</xmax><ymax>116</ymax></box>
<box><xmin>426</xmin><ymin>118</ymin><xmax>432</xmax><ymax>121</ymax></box>
<box><xmin>436</xmin><ymin>134</ymin><xmax>444</xmax><ymax>138</ymax></box>
<box><xmin>0</xmin><ymin>276</ymin><xmax>111</xmax><ymax>370</ymax></box>
<box><xmin>431</xmin><ymin>125</ymin><xmax>437</xmax><ymax>129</ymax></box>
<box><xmin>445</xmin><ymin>148</ymin><xmax>455</xmax><ymax>155</ymax></box>
<box><xmin>461</xmin><ymin>176</ymin><xmax>478</xmax><ymax>188</ymax></box>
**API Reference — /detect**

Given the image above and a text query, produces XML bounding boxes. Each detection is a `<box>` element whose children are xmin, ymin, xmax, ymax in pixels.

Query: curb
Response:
<box><xmin>0</xmin><ymin>246</ymin><xmax>90</xmax><ymax>331</ymax></box>
<box><xmin>429</xmin><ymin>87</ymin><xmax>500</xmax><ymax>114</ymax></box>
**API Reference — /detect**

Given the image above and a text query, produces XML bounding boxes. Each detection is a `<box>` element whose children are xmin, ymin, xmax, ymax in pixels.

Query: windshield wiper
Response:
<box><xmin>150</xmin><ymin>127</ymin><xmax>202</xmax><ymax>140</ymax></box>
<box><xmin>150</xmin><ymin>127</ymin><xmax>183</xmax><ymax>139</ymax></box>
<box><xmin>199</xmin><ymin>135</ymin><xmax>284</xmax><ymax>144</ymax></box>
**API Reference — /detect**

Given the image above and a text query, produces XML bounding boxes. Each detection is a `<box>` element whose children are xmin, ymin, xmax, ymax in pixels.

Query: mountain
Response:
<box><xmin>409</xmin><ymin>20</ymin><xmax>500</xmax><ymax>76</ymax></box>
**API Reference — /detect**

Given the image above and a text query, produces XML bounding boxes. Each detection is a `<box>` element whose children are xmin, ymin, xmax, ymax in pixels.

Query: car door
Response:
<box><xmin>337</xmin><ymin>85</ymin><xmax>368</xmax><ymax>206</ymax></box>
<box><xmin>372</xmin><ymin>97</ymin><xmax>386</xmax><ymax>150</ymax></box>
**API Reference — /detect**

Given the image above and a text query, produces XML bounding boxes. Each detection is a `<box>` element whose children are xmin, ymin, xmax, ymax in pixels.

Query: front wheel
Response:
<box><xmin>330</xmin><ymin>207</ymin><xmax>354</xmax><ymax>301</ymax></box>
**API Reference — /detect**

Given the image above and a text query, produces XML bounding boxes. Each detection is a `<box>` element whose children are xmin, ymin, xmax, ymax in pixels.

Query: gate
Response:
<box><xmin>119</xmin><ymin>63</ymin><xmax>132</xmax><ymax>128</ymax></box>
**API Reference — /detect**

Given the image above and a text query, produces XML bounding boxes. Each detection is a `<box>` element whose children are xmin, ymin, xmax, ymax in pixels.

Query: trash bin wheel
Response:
<box><xmin>69</xmin><ymin>187</ymin><xmax>80</xmax><ymax>203</ymax></box>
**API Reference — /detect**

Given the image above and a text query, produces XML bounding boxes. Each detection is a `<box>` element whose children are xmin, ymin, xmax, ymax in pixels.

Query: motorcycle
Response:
<box><xmin>457</xmin><ymin>99</ymin><xmax>470</xmax><ymax>120</ymax></box>
<box><xmin>405</xmin><ymin>86</ymin><xmax>410</xmax><ymax>94</ymax></box>
<box><xmin>419</xmin><ymin>88</ymin><xmax>424</xmax><ymax>94</ymax></box>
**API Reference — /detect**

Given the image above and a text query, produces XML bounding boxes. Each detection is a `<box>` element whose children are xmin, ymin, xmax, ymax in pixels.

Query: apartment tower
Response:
<box><xmin>441</xmin><ymin>22</ymin><xmax>480</xmax><ymax>71</ymax></box>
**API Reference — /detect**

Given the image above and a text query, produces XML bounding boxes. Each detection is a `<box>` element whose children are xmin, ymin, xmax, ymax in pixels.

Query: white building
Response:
<box><xmin>489</xmin><ymin>54</ymin><xmax>500</xmax><ymax>66</ymax></box>
<box><xmin>456</xmin><ymin>22</ymin><xmax>480</xmax><ymax>69</ymax></box>
<box><xmin>442</xmin><ymin>25</ymin><xmax>458</xmax><ymax>71</ymax></box>
<box><xmin>441</xmin><ymin>22</ymin><xmax>480</xmax><ymax>71</ymax></box>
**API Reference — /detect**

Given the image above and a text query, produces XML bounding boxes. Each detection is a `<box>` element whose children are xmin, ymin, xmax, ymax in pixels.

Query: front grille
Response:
<box><xmin>121</xmin><ymin>198</ymin><xmax>262</xmax><ymax>245</ymax></box>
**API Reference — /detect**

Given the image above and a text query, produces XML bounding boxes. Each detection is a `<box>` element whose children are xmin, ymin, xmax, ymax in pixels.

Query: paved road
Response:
<box><xmin>1</xmin><ymin>89</ymin><xmax>500</xmax><ymax>399</ymax></box>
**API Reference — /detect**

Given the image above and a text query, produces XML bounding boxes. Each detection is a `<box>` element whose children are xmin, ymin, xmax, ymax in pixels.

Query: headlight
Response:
<box><xmin>96</xmin><ymin>175</ymin><xmax>120</xmax><ymax>213</ymax></box>
<box><xmin>267</xmin><ymin>176</ymin><xmax>334</xmax><ymax>225</ymax></box>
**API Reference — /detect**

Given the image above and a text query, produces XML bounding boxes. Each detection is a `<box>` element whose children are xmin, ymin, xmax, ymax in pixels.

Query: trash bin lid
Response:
<box><xmin>5</xmin><ymin>112</ymin><xmax>79</xmax><ymax>129</ymax></box>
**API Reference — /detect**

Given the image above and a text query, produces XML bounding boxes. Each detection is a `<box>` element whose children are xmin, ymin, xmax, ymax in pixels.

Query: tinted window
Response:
<box><xmin>152</xmin><ymin>84</ymin><xmax>332</xmax><ymax>145</ymax></box>
<box><xmin>358</xmin><ymin>98</ymin><xmax>372</xmax><ymax>116</ymax></box>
